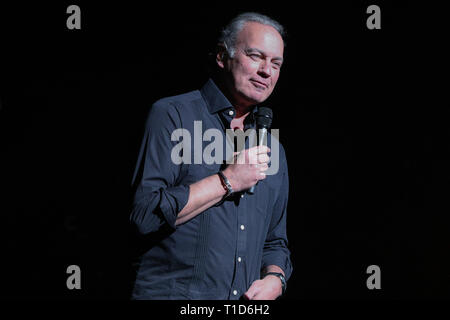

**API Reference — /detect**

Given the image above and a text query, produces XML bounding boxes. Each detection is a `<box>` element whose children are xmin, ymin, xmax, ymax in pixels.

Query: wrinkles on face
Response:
<box><xmin>224</xmin><ymin>22</ymin><xmax>284</xmax><ymax>109</ymax></box>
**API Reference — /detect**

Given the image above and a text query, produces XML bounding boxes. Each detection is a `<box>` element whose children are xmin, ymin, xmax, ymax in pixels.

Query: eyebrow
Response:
<box><xmin>246</xmin><ymin>48</ymin><xmax>284</xmax><ymax>63</ymax></box>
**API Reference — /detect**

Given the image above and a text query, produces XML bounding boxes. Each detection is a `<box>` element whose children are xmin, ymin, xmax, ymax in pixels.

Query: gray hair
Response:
<box><xmin>218</xmin><ymin>12</ymin><xmax>286</xmax><ymax>58</ymax></box>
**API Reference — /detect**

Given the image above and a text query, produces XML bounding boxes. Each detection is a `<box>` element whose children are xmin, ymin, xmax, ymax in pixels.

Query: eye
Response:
<box><xmin>249</xmin><ymin>54</ymin><xmax>262</xmax><ymax>60</ymax></box>
<box><xmin>272</xmin><ymin>63</ymin><xmax>282</xmax><ymax>70</ymax></box>
<box><xmin>246</xmin><ymin>51</ymin><xmax>263</xmax><ymax>61</ymax></box>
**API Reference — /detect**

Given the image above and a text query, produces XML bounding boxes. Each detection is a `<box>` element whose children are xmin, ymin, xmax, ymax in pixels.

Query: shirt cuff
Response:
<box><xmin>158</xmin><ymin>184</ymin><xmax>190</xmax><ymax>229</ymax></box>
<box><xmin>262</xmin><ymin>250</ymin><xmax>293</xmax><ymax>281</ymax></box>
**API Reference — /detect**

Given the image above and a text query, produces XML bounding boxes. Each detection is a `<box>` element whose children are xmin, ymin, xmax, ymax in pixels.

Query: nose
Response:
<box><xmin>257</xmin><ymin>59</ymin><xmax>271</xmax><ymax>78</ymax></box>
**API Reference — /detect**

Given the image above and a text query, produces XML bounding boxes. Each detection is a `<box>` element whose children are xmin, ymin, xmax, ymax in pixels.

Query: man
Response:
<box><xmin>130</xmin><ymin>12</ymin><xmax>292</xmax><ymax>300</ymax></box>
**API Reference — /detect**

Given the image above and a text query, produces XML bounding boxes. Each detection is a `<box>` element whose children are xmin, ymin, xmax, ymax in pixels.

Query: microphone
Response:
<box><xmin>248</xmin><ymin>107</ymin><xmax>273</xmax><ymax>194</ymax></box>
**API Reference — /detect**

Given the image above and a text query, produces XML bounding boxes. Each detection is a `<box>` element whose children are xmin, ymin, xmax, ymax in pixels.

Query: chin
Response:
<box><xmin>237</xmin><ymin>89</ymin><xmax>269</xmax><ymax>106</ymax></box>
<box><xmin>250</xmin><ymin>93</ymin><xmax>269</xmax><ymax>104</ymax></box>
<box><xmin>242</xmin><ymin>96</ymin><xmax>263</xmax><ymax>106</ymax></box>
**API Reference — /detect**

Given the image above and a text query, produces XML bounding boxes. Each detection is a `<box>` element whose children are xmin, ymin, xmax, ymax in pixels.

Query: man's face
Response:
<box><xmin>218</xmin><ymin>22</ymin><xmax>284</xmax><ymax>108</ymax></box>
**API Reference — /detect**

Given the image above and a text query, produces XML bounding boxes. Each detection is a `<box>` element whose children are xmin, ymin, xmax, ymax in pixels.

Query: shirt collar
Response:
<box><xmin>200</xmin><ymin>78</ymin><xmax>259</xmax><ymax>121</ymax></box>
<box><xmin>200</xmin><ymin>78</ymin><xmax>233</xmax><ymax>114</ymax></box>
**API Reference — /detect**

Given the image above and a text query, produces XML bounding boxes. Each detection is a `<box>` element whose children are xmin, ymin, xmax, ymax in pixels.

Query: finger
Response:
<box><xmin>249</xmin><ymin>291</ymin><xmax>264</xmax><ymax>300</ymax></box>
<box><xmin>247</xmin><ymin>146</ymin><xmax>259</xmax><ymax>158</ymax></box>
<box><xmin>248</xmin><ymin>145</ymin><xmax>270</xmax><ymax>156</ymax></box>
<box><xmin>257</xmin><ymin>154</ymin><xmax>270</xmax><ymax>164</ymax></box>
<box><xmin>256</xmin><ymin>145</ymin><xmax>271</xmax><ymax>154</ymax></box>
<box><xmin>243</xmin><ymin>290</ymin><xmax>255</xmax><ymax>300</ymax></box>
<box><xmin>235</xmin><ymin>150</ymin><xmax>249</xmax><ymax>164</ymax></box>
<box><xmin>244</xmin><ymin>282</ymin><xmax>260</xmax><ymax>300</ymax></box>
<box><xmin>252</xmin><ymin>163</ymin><xmax>268</xmax><ymax>172</ymax></box>
<box><xmin>252</xmin><ymin>290</ymin><xmax>275</xmax><ymax>300</ymax></box>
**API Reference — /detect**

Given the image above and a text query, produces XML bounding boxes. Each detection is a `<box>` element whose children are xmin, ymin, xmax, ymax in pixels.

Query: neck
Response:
<box><xmin>214</xmin><ymin>74</ymin><xmax>255</xmax><ymax>117</ymax></box>
<box><xmin>234</xmin><ymin>106</ymin><xmax>251</xmax><ymax>118</ymax></box>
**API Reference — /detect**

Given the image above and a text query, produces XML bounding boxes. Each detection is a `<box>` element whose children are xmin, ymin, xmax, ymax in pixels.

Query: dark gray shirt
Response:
<box><xmin>130</xmin><ymin>79</ymin><xmax>292</xmax><ymax>299</ymax></box>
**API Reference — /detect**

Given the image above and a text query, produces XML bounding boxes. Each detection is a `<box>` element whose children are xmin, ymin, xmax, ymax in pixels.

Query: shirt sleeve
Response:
<box><xmin>261</xmin><ymin>149</ymin><xmax>293</xmax><ymax>281</ymax></box>
<box><xmin>130</xmin><ymin>100</ymin><xmax>190</xmax><ymax>235</ymax></box>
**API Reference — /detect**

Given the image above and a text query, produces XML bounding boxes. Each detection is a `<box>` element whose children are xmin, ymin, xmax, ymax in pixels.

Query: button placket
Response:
<box><xmin>234</xmin><ymin>196</ymin><xmax>248</xmax><ymax>298</ymax></box>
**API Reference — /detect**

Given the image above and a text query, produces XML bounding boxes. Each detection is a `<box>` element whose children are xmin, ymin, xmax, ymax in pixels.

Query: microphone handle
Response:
<box><xmin>248</xmin><ymin>128</ymin><xmax>268</xmax><ymax>194</ymax></box>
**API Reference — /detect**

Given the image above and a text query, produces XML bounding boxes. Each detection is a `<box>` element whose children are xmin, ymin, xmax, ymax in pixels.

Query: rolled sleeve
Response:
<box><xmin>130</xmin><ymin>101</ymin><xmax>189</xmax><ymax>235</ymax></box>
<box><xmin>158</xmin><ymin>184</ymin><xmax>190</xmax><ymax>228</ymax></box>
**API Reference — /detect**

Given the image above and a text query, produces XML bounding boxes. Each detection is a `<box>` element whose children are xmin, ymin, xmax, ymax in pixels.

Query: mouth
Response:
<box><xmin>250</xmin><ymin>79</ymin><xmax>269</xmax><ymax>90</ymax></box>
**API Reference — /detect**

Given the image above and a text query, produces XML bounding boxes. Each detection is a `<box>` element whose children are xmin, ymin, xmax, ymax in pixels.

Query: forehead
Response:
<box><xmin>236</xmin><ymin>22</ymin><xmax>284</xmax><ymax>57</ymax></box>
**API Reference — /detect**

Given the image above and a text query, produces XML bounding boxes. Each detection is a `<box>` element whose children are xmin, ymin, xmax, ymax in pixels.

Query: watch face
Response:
<box><xmin>276</xmin><ymin>274</ymin><xmax>286</xmax><ymax>293</ymax></box>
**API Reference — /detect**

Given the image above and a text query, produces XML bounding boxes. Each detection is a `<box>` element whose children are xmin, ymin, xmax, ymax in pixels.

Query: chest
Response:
<box><xmin>230</xmin><ymin>117</ymin><xmax>245</xmax><ymax>131</ymax></box>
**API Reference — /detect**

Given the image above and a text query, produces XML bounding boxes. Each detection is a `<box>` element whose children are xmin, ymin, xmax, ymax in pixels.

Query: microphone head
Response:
<box><xmin>255</xmin><ymin>107</ymin><xmax>273</xmax><ymax>129</ymax></box>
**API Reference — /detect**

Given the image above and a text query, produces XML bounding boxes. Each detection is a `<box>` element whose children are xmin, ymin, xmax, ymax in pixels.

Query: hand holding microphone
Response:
<box><xmin>221</xmin><ymin>107</ymin><xmax>273</xmax><ymax>194</ymax></box>
<box><xmin>248</xmin><ymin>107</ymin><xmax>273</xmax><ymax>194</ymax></box>
<box><xmin>221</xmin><ymin>145</ymin><xmax>270</xmax><ymax>193</ymax></box>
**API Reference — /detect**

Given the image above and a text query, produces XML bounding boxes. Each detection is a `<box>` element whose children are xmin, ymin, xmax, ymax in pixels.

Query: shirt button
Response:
<box><xmin>238</xmin><ymin>257</ymin><xmax>242</xmax><ymax>262</ymax></box>
<box><xmin>228</xmin><ymin>110</ymin><xmax>234</xmax><ymax>116</ymax></box>
<box><xmin>233</xmin><ymin>290</ymin><xmax>238</xmax><ymax>296</ymax></box>
<box><xmin>240</xmin><ymin>194</ymin><xmax>244</xmax><ymax>198</ymax></box>
<box><xmin>240</xmin><ymin>224</ymin><xmax>245</xmax><ymax>231</ymax></box>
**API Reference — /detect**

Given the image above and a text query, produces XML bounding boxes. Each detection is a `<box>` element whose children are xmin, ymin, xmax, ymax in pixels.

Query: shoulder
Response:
<box><xmin>144</xmin><ymin>89</ymin><xmax>203</xmax><ymax>127</ymax></box>
<box><xmin>151</xmin><ymin>90</ymin><xmax>203</xmax><ymax>114</ymax></box>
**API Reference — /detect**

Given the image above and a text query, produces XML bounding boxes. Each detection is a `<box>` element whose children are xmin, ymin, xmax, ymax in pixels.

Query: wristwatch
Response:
<box><xmin>263</xmin><ymin>272</ymin><xmax>287</xmax><ymax>295</ymax></box>
<box><xmin>217</xmin><ymin>171</ymin><xmax>233</xmax><ymax>198</ymax></box>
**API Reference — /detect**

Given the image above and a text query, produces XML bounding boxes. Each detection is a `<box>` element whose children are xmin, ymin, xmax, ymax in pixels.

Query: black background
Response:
<box><xmin>0</xmin><ymin>1</ymin><xmax>449</xmax><ymax>300</ymax></box>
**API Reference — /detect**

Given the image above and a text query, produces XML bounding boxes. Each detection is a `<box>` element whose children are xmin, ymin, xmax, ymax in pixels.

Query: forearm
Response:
<box><xmin>175</xmin><ymin>173</ymin><xmax>226</xmax><ymax>225</ymax></box>
<box><xmin>175</xmin><ymin>145</ymin><xmax>271</xmax><ymax>226</ymax></box>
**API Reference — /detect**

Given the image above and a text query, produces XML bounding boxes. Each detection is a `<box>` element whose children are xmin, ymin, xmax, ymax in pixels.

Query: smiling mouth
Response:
<box><xmin>250</xmin><ymin>80</ymin><xmax>268</xmax><ymax>90</ymax></box>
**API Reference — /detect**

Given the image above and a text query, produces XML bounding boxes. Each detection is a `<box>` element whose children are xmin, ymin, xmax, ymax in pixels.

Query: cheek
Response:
<box><xmin>237</xmin><ymin>60</ymin><xmax>259</xmax><ymax>77</ymax></box>
<box><xmin>270</xmin><ymin>71</ymin><xmax>280</xmax><ymax>86</ymax></box>
<box><xmin>233</xmin><ymin>65</ymin><xmax>253</xmax><ymax>88</ymax></box>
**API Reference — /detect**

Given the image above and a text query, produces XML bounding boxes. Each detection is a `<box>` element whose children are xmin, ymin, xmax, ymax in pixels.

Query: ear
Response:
<box><xmin>216</xmin><ymin>45</ymin><xmax>227</xmax><ymax>69</ymax></box>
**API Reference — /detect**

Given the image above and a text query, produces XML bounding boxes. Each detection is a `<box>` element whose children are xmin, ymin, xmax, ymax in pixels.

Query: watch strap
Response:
<box><xmin>218</xmin><ymin>171</ymin><xmax>233</xmax><ymax>198</ymax></box>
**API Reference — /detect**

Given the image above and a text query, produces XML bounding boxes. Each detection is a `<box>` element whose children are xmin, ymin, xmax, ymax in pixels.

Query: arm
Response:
<box><xmin>244</xmin><ymin>151</ymin><xmax>292</xmax><ymax>300</ymax></box>
<box><xmin>175</xmin><ymin>173</ymin><xmax>226</xmax><ymax>225</ymax></box>
<box><xmin>176</xmin><ymin>146</ymin><xmax>271</xmax><ymax>225</ymax></box>
<box><xmin>130</xmin><ymin>101</ymin><xmax>190</xmax><ymax>235</ymax></box>
<box><xmin>130</xmin><ymin>101</ymin><xmax>271</xmax><ymax>234</ymax></box>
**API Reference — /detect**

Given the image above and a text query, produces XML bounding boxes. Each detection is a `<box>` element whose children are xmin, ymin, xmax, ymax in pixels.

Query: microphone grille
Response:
<box><xmin>256</xmin><ymin>107</ymin><xmax>273</xmax><ymax>128</ymax></box>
